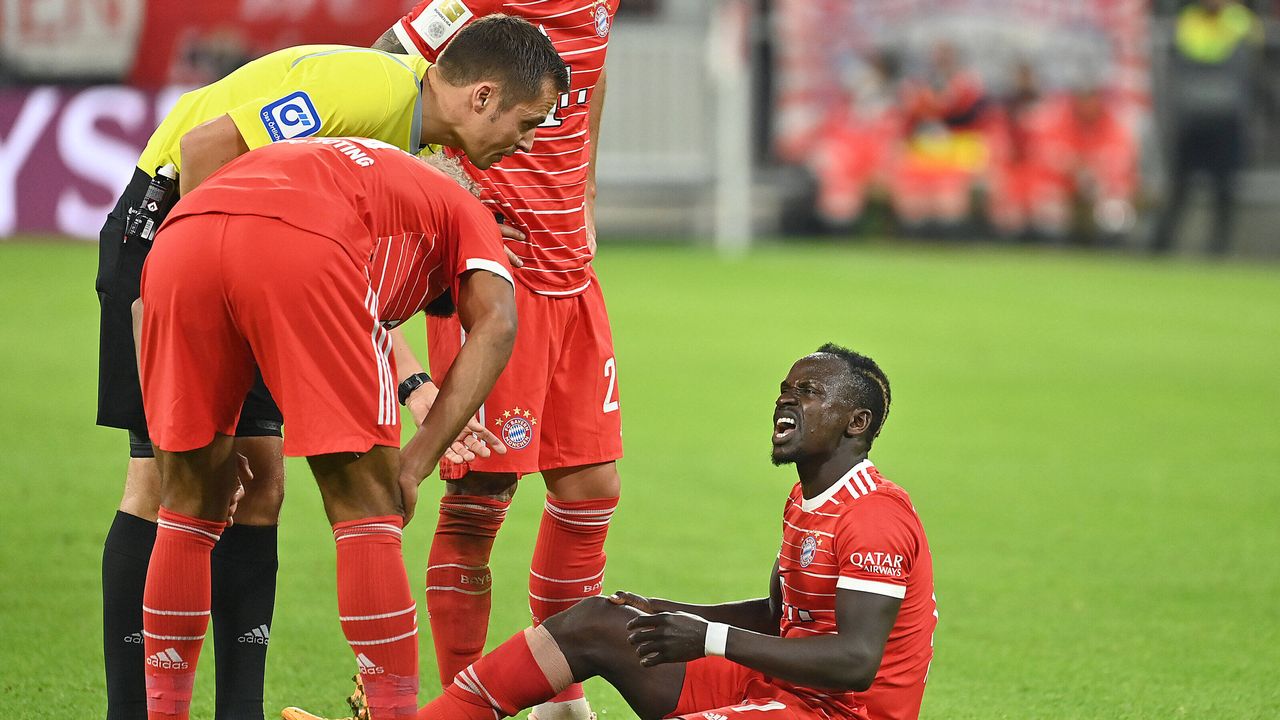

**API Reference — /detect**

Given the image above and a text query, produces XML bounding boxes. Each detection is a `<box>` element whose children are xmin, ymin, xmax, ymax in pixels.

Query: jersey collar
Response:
<box><xmin>800</xmin><ymin>458</ymin><xmax>875</xmax><ymax>512</ymax></box>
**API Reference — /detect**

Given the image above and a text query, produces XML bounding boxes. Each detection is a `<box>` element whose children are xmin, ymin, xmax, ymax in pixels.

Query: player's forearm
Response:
<box><xmin>390</xmin><ymin>327</ymin><xmax>425</xmax><ymax>382</ymax></box>
<box><xmin>649</xmin><ymin>598</ymin><xmax>778</xmax><ymax>636</ymax></box>
<box><xmin>399</xmin><ymin>284</ymin><xmax>516</xmax><ymax>481</ymax></box>
<box><xmin>584</xmin><ymin>69</ymin><xmax>606</xmax><ymax>233</ymax></box>
<box><xmin>718</xmin><ymin>630</ymin><xmax>881</xmax><ymax>692</ymax></box>
<box><xmin>178</xmin><ymin>115</ymin><xmax>250</xmax><ymax>196</ymax></box>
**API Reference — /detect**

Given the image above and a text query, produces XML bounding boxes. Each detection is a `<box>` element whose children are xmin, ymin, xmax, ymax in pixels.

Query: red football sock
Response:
<box><xmin>418</xmin><ymin>626</ymin><xmax>573</xmax><ymax>720</ymax></box>
<box><xmin>334</xmin><ymin>516</ymin><xmax>419</xmax><ymax>720</ymax></box>
<box><xmin>143</xmin><ymin>507</ymin><xmax>225</xmax><ymax>720</ymax></box>
<box><xmin>528</xmin><ymin>496</ymin><xmax>617</xmax><ymax>705</ymax></box>
<box><xmin>425</xmin><ymin>495</ymin><xmax>510</xmax><ymax>684</ymax></box>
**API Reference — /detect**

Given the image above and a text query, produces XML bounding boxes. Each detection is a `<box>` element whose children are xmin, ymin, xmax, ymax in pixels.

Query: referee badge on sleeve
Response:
<box><xmin>260</xmin><ymin>92</ymin><xmax>321</xmax><ymax>141</ymax></box>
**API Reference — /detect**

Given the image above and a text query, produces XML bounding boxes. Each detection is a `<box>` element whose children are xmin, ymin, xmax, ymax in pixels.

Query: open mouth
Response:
<box><xmin>774</xmin><ymin>416</ymin><xmax>798</xmax><ymax>443</ymax></box>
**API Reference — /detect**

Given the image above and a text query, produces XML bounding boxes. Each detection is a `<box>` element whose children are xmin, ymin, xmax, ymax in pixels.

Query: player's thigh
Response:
<box><xmin>222</xmin><ymin>217</ymin><xmax>399</xmax><ymax>459</ymax></box>
<box><xmin>540</xmin><ymin>280</ymin><xmax>623</xmax><ymax>470</ymax></box>
<box><xmin>139</xmin><ymin>213</ymin><xmax>257</xmax><ymax>452</ymax></box>
<box><xmin>668</xmin><ymin>658</ymin><xmax>812</xmax><ymax>720</ymax></box>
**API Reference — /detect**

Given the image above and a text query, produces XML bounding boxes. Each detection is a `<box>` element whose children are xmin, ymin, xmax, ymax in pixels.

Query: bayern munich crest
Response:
<box><xmin>800</xmin><ymin>535</ymin><xmax>818</xmax><ymax>568</ymax></box>
<box><xmin>495</xmin><ymin>407</ymin><xmax>537</xmax><ymax>450</ymax></box>
<box><xmin>592</xmin><ymin>0</ymin><xmax>610</xmax><ymax>37</ymax></box>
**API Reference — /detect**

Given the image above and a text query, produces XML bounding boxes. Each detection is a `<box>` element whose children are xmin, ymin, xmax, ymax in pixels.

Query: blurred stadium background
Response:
<box><xmin>4</xmin><ymin>0</ymin><xmax>1280</xmax><ymax>254</ymax></box>
<box><xmin>2</xmin><ymin>1</ymin><xmax>1279</xmax><ymax>719</ymax></box>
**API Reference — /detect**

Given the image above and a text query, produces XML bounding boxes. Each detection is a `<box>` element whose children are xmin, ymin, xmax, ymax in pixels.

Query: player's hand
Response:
<box><xmin>608</xmin><ymin>591</ymin><xmax>656</xmax><ymax>614</ymax></box>
<box><xmin>443</xmin><ymin>422</ymin><xmax>506</xmax><ymax>465</ymax></box>
<box><xmin>225</xmin><ymin>453</ymin><xmax>251</xmax><ymax>527</ymax></box>
<box><xmin>498</xmin><ymin>224</ymin><xmax>525</xmax><ymax>268</ymax></box>
<box><xmin>625</xmin><ymin>611</ymin><xmax>712</xmax><ymax>667</ymax></box>
<box><xmin>398</xmin><ymin>470</ymin><xmax>420</xmax><ymax>526</ymax></box>
<box><xmin>405</xmin><ymin>381</ymin><xmax>440</xmax><ymax>427</ymax></box>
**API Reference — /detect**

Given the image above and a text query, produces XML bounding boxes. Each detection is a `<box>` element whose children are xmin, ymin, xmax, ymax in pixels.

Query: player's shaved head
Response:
<box><xmin>811</xmin><ymin>343</ymin><xmax>891</xmax><ymax>441</ymax></box>
<box><xmin>436</xmin><ymin>14</ymin><xmax>570</xmax><ymax>108</ymax></box>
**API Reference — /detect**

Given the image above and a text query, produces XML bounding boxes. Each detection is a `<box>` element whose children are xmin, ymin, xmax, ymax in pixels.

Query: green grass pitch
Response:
<box><xmin>1</xmin><ymin>239</ymin><xmax>1278</xmax><ymax>719</ymax></box>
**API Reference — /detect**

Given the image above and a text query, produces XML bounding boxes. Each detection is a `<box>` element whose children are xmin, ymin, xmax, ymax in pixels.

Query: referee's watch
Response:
<box><xmin>397</xmin><ymin>372</ymin><xmax>433</xmax><ymax>406</ymax></box>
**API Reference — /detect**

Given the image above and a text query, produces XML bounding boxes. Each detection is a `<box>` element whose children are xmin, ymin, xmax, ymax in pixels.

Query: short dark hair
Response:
<box><xmin>436</xmin><ymin>14</ymin><xmax>570</xmax><ymax>108</ymax></box>
<box><xmin>815</xmin><ymin>343</ymin><xmax>892</xmax><ymax>440</ymax></box>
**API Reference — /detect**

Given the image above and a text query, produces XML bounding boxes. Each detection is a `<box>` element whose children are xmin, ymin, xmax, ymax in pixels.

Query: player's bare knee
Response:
<box><xmin>155</xmin><ymin>436</ymin><xmax>241</xmax><ymax>520</ymax></box>
<box><xmin>310</xmin><ymin>447</ymin><xmax>403</xmax><ymax>523</ymax></box>
<box><xmin>548</xmin><ymin>596</ymin><xmax>631</xmax><ymax>647</ymax></box>
<box><xmin>232</xmin><ymin>437</ymin><xmax>286</xmax><ymax>523</ymax></box>
<box><xmin>446</xmin><ymin>471</ymin><xmax>518</xmax><ymax>501</ymax></box>
<box><xmin>544</xmin><ymin>462</ymin><xmax>620</xmax><ymax>501</ymax></box>
<box><xmin>118</xmin><ymin>457</ymin><xmax>162</xmax><ymax>519</ymax></box>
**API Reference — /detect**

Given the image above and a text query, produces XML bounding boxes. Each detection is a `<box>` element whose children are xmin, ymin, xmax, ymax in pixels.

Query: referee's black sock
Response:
<box><xmin>102</xmin><ymin>510</ymin><xmax>157</xmax><ymax>720</ymax></box>
<box><xmin>211</xmin><ymin>523</ymin><xmax>278</xmax><ymax>720</ymax></box>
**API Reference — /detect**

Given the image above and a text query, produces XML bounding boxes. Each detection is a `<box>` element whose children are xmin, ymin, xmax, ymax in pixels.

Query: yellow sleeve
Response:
<box><xmin>225</xmin><ymin>49</ymin><xmax>422</xmax><ymax>152</ymax></box>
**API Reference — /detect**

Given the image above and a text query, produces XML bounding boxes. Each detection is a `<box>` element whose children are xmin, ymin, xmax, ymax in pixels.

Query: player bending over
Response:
<box><xmin>286</xmin><ymin>345</ymin><xmax>937</xmax><ymax>720</ymax></box>
<box><xmin>98</xmin><ymin>16</ymin><xmax>565</xmax><ymax>720</ymax></box>
<box><xmin>137</xmin><ymin>138</ymin><xmax>519</xmax><ymax>720</ymax></box>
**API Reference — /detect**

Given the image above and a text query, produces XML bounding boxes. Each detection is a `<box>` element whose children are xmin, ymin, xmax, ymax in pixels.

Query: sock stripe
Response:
<box><xmin>157</xmin><ymin>519</ymin><xmax>223</xmax><ymax>542</ymax></box>
<box><xmin>528</xmin><ymin>592</ymin><xmax>584</xmax><ymax>604</ymax></box>
<box><xmin>143</xmin><ymin>605</ymin><xmax>211</xmax><ymax>617</ymax></box>
<box><xmin>543</xmin><ymin>502</ymin><xmax>616</xmax><ymax>517</ymax></box>
<box><xmin>339</xmin><ymin>604</ymin><xmax>417</xmax><ymax>622</ymax></box>
<box><xmin>346</xmin><ymin>628</ymin><xmax>419</xmax><ymax>646</ymax></box>
<box><xmin>144</xmin><ymin>631</ymin><xmax>206</xmax><ymax>641</ymax></box>
<box><xmin>427</xmin><ymin>585</ymin><xmax>491</xmax><ymax>596</ymax></box>
<box><xmin>463</xmin><ymin>667</ymin><xmax>504</xmax><ymax>714</ymax></box>
<box><xmin>529</xmin><ymin>568</ymin><xmax>605</xmax><ymax>584</ymax></box>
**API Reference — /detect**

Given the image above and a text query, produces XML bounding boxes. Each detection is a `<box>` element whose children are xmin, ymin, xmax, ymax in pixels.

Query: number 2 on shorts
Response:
<box><xmin>603</xmin><ymin>357</ymin><xmax>619</xmax><ymax>413</ymax></box>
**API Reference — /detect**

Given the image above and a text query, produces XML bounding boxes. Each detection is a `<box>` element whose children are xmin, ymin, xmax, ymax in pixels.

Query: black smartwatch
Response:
<box><xmin>397</xmin><ymin>372</ymin><xmax>433</xmax><ymax>406</ymax></box>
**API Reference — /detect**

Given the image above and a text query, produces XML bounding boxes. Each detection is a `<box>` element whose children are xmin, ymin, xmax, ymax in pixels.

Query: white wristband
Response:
<box><xmin>704</xmin><ymin>622</ymin><xmax>730</xmax><ymax>657</ymax></box>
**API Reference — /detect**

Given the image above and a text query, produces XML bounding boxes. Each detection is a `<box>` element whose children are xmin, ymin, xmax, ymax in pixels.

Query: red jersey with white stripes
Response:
<box><xmin>777</xmin><ymin>460</ymin><xmax>937</xmax><ymax>720</ymax></box>
<box><xmin>392</xmin><ymin>0</ymin><xmax>616</xmax><ymax>296</ymax></box>
<box><xmin>166</xmin><ymin>136</ymin><xmax>513</xmax><ymax>325</ymax></box>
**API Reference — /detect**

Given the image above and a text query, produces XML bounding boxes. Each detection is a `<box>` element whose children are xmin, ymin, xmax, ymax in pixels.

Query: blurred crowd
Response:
<box><xmin>796</xmin><ymin>0</ymin><xmax>1268</xmax><ymax>254</ymax></box>
<box><xmin>807</xmin><ymin>41</ymin><xmax>1138</xmax><ymax>245</ymax></box>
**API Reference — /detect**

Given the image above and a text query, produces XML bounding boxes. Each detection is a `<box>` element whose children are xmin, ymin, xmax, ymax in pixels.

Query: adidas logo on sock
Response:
<box><xmin>356</xmin><ymin>652</ymin><xmax>385</xmax><ymax>675</ymax></box>
<box><xmin>146</xmin><ymin>648</ymin><xmax>190</xmax><ymax>670</ymax></box>
<box><xmin>237</xmin><ymin>624</ymin><xmax>271</xmax><ymax>645</ymax></box>
<box><xmin>124</xmin><ymin>631</ymin><xmax>143</xmax><ymax>644</ymax></box>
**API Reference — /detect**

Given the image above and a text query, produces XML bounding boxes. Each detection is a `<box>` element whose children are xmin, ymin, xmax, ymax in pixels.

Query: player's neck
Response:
<box><xmin>797</xmin><ymin>449</ymin><xmax>868</xmax><ymax>500</ymax></box>
<box><xmin>420</xmin><ymin>66</ymin><xmax>461</xmax><ymax>149</ymax></box>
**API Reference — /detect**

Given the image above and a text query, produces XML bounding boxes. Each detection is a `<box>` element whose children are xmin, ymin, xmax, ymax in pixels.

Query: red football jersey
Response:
<box><xmin>777</xmin><ymin>460</ymin><xmax>937</xmax><ymax>720</ymax></box>
<box><xmin>392</xmin><ymin>0</ymin><xmax>616</xmax><ymax>296</ymax></box>
<box><xmin>166</xmin><ymin>137</ymin><xmax>512</xmax><ymax>325</ymax></box>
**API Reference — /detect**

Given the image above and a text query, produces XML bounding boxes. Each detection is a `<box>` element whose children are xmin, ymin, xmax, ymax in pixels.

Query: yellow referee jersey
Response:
<box><xmin>137</xmin><ymin>45</ymin><xmax>429</xmax><ymax>176</ymax></box>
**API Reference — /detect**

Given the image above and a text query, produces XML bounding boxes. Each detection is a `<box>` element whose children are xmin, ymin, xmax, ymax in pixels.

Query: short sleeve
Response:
<box><xmin>394</xmin><ymin>0</ymin><xmax>500</xmax><ymax>60</ymax></box>
<box><xmin>447</xmin><ymin>193</ymin><xmax>514</xmax><ymax>299</ymax></box>
<box><xmin>226</xmin><ymin>51</ymin><xmax>417</xmax><ymax>151</ymax></box>
<box><xmin>833</xmin><ymin>496</ymin><xmax>920</xmax><ymax>600</ymax></box>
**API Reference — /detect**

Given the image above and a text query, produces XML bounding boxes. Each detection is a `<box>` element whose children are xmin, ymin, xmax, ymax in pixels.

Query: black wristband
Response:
<box><xmin>397</xmin><ymin>372</ymin><xmax>432</xmax><ymax>406</ymax></box>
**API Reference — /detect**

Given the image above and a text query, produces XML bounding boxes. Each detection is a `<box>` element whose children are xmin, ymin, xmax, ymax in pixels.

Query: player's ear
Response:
<box><xmin>846</xmin><ymin>408</ymin><xmax>872</xmax><ymax>438</ymax></box>
<box><xmin>472</xmin><ymin>84</ymin><xmax>496</xmax><ymax>114</ymax></box>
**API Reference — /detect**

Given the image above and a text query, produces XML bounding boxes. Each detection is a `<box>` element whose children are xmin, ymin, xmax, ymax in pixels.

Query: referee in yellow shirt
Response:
<box><xmin>97</xmin><ymin>15</ymin><xmax>566</xmax><ymax>720</ymax></box>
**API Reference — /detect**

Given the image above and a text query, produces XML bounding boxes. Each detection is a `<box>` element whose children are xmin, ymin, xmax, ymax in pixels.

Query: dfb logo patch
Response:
<box><xmin>260</xmin><ymin>91</ymin><xmax>321</xmax><ymax>141</ymax></box>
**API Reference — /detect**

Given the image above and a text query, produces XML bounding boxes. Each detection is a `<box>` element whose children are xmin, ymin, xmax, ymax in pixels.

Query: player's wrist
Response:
<box><xmin>398</xmin><ymin>372</ymin><xmax>433</xmax><ymax>406</ymax></box>
<box><xmin>703</xmin><ymin>622</ymin><xmax>730</xmax><ymax>657</ymax></box>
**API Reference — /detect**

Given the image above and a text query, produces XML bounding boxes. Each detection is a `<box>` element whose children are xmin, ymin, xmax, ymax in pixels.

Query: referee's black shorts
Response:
<box><xmin>96</xmin><ymin>168</ymin><xmax>283</xmax><ymax>458</ymax></box>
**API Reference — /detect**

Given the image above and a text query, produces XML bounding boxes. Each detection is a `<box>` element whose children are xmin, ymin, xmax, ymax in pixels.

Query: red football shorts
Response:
<box><xmin>140</xmin><ymin>213</ymin><xmax>400</xmax><ymax>457</ymax></box>
<box><xmin>667</xmin><ymin>656</ymin><xmax>862</xmax><ymax>720</ymax></box>
<box><xmin>426</xmin><ymin>272</ymin><xmax>622</xmax><ymax>477</ymax></box>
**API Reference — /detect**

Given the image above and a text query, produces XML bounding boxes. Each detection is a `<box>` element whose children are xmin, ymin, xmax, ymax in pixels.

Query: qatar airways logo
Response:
<box><xmin>850</xmin><ymin>551</ymin><xmax>905</xmax><ymax>578</ymax></box>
